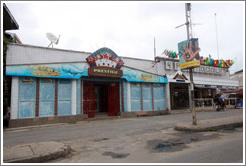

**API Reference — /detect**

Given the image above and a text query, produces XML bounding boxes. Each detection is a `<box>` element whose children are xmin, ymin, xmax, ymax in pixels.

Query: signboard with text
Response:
<box><xmin>178</xmin><ymin>38</ymin><xmax>200</xmax><ymax>70</ymax></box>
<box><xmin>88</xmin><ymin>66</ymin><xmax>123</xmax><ymax>78</ymax></box>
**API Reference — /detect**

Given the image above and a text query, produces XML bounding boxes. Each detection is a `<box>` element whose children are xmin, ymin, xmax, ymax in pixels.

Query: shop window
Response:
<box><xmin>142</xmin><ymin>83</ymin><xmax>152</xmax><ymax>111</ymax></box>
<box><xmin>130</xmin><ymin>83</ymin><xmax>141</xmax><ymax>111</ymax></box>
<box><xmin>153</xmin><ymin>84</ymin><xmax>166</xmax><ymax>110</ymax></box>
<box><xmin>18</xmin><ymin>77</ymin><xmax>36</xmax><ymax>118</ymax></box>
<box><xmin>39</xmin><ymin>78</ymin><xmax>55</xmax><ymax>117</ymax></box>
<box><xmin>58</xmin><ymin>79</ymin><xmax>72</xmax><ymax>116</ymax></box>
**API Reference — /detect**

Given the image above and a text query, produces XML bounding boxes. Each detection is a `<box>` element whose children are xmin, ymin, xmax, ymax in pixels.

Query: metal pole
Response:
<box><xmin>185</xmin><ymin>3</ymin><xmax>197</xmax><ymax>125</ymax></box>
<box><xmin>215</xmin><ymin>13</ymin><xmax>220</xmax><ymax>59</ymax></box>
<box><xmin>185</xmin><ymin>3</ymin><xmax>190</xmax><ymax>40</ymax></box>
<box><xmin>154</xmin><ymin>37</ymin><xmax>156</xmax><ymax>59</ymax></box>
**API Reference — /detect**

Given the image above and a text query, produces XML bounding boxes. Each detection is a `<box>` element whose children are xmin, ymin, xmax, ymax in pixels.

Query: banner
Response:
<box><xmin>178</xmin><ymin>38</ymin><xmax>200</xmax><ymax>70</ymax></box>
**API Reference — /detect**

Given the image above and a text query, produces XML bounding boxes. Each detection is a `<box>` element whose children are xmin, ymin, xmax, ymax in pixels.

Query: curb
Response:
<box><xmin>3</xmin><ymin>123</ymin><xmax>68</xmax><ymax>132</ymax></box>
<box><xmin>175</xmin><ymin>122</ymin><xmax>243</xmax><ymax>132</ymax></box>
<box><xmin>3</xmin><ymin>142</ymin><xmax>71</xmax><ymax>163</ymax></box>
<box><xmin>174</xmin><ymin>116</ymin><xmax>243</xmax><ymax>132</ymax></box>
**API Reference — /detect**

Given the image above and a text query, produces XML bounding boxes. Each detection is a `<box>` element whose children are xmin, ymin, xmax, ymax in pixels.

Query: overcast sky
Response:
<box><xmin>3</xmin><ymin>1</ymin><xmax>245</xmax><ymax>74</ymax></box>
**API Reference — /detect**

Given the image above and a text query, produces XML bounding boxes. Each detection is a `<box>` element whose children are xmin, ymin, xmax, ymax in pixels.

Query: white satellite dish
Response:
<box><xmin>46</xmin><ymin>32</ymin><xmax>60</xmax><ymax>48</ymax></box>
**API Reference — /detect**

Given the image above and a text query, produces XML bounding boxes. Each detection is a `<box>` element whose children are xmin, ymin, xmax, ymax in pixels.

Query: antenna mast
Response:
<box><xmin>215</xmin><ymin>13</ymin><xmax>220</xmax><ymax>59</ymax></box>
<box><xmin>154</xmin><ymin>37</ymin><xmax>156</xmax><ymax>60</ymax></box>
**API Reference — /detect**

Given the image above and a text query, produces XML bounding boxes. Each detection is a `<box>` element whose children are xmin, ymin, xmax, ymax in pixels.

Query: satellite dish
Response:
<box><xmin>46</xmin><ymin>32</ymin><xmax>60</xmax><ymax>48</ymax></box>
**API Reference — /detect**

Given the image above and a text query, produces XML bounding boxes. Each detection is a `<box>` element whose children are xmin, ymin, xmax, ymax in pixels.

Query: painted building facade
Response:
<box><xmin>6</xmin><ymin>44</ymin><xmax>239</xmax><ymax>127</ymax></box>
<box><xmin>6</xmin><ymin>44</ymin><xmax>168</xmax><ymax>127</ymax></box>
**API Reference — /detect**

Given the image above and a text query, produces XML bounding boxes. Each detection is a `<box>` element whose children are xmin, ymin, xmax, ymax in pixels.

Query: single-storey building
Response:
<box><xmin>6</xmin><ymin>43</ymin><xmax>238</xmax><ymax>127</ymax></box>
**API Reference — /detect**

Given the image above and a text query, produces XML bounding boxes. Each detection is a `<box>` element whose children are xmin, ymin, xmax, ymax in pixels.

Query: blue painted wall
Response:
<box><xmin>39</xmin><ymin>78</ymin><xmax>55</xmax><ymax>117</ymax></box>
<box><xmin>18</xmin><ymin>77</ymin><xmax>36</xmax><ymax>118</ymax></box>
<box><xmin>58</xmin><ymin>79</ymin><xmax>72</xmax><ymax>116</ymax></box>
<box><xmin>130</xmin><ymin>83</ymin><xmax>141</xmax><ymax>111</ymax></box>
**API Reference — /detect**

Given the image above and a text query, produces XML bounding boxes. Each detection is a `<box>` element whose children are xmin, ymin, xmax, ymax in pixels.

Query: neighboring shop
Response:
<box><xmin>158</xmin><ymin>57</ymin><xmax>239</xmax><ymax>110</ymax></box>
<box><xmin>6</xmin><ymin>44</ymin><xmax>168</xmax><ymax>127</ymax></box>
<box><xmin>123</xmin><ymin>57</ymin><xmax>239</xmax><ymax>111</ymax></box>
<box><xmin>170</xmin><ymin>83</ymin><xmax>189</xmax><ymax>109</ymax></box>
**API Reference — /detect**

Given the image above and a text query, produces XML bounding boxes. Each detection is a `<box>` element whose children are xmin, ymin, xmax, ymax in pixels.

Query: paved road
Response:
<box><xmin>3</xmin><ymin>109</ymin><xmax>243</xmax><ymax>163</ymax></box>
<box><xmin>3</xmin><ymin>109</ymin><xmax>243</xmax><ymax>147</ymax></box>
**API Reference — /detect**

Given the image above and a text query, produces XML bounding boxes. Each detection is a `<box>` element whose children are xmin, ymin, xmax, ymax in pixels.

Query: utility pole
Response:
<box><xmin>185</xmin><ymin>3</ymin><xmax>197</xmax><ymax>125</ymax></box>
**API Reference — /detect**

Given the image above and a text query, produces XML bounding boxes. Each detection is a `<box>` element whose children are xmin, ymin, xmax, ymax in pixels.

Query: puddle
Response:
<box><xmin>93</xmin><ymin>138</ymin><xmax>109</xmax><ymax>142</ymax></box>
<box><xmin>235</xmin><ymin>127</ymin><xmax>243</xmax><ymax>132</ymax></box>
<box><xmin>147</xmin><ymin>132</ymin><xmax>219</xmax><ymax>153</ymax></box>
<box><xmin>102</xmin><ymin>151</ymin><xmax>129</xmax><ymax>159</ymax></box>
<box><xmin>147</xmin><ymin>139</ymin><xmax>187</xmax><ymax>152</ymax></box>
<box><xmin>218</xmin><ymin>127</ymin><xmax>243</xmax><ymax>133</ymax></box>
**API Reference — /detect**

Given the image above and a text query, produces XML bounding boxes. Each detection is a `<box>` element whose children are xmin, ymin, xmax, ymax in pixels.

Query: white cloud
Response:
<box><xmin>4</xmin><ymin>1</ymin><xmax>244</xmax><ymax>73</ymax></box>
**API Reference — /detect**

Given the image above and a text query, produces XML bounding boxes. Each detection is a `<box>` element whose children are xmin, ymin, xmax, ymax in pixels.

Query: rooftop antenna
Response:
<box><xmin>154</xmin><ymin>37</ymin><xmax>156</xmax><ymax>60</ymax></box>
<box><xmin>46</xmin><ymin>32</ymin><xmax>60</xmax><ymax>48</ymax></box>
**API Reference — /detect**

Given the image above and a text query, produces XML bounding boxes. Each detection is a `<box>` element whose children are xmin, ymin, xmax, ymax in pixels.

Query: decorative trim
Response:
<box><xmin>173</xmin><ymin>73</ymin><xmax>188</xmax><ymax>80</ymax></box>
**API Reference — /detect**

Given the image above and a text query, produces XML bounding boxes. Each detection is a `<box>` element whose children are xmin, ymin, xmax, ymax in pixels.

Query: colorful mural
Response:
<box><xmin>31</xmin><ymin>66</ymin><xmax>60</xmax><ymax>76</ymax></box>
<box><xmin>122</xmin><ymin>67</ymin><xmax>167</xmax><ymax>83</ymax></box>
<box><xmin>6</xmin><ymin>63</ymin><xmax>89</xmax><ymax>79</ymax></box>
<box><xmin>7</xmin><ymin>64</ymin><xmax>167</xmax><ymax>83</ymax></box>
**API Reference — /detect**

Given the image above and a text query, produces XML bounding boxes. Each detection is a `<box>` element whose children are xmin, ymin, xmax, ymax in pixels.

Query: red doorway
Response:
<box><xmin>83</xmin><ymin>81</ymin><xmax>120</xmax><ymax>118</ymax></box>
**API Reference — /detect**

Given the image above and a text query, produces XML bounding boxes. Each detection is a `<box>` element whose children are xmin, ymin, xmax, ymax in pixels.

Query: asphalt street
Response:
<box><xmin>3</xmin><ymin>109</ymin><xmax>244</xmax><ymax>163</ymax></box>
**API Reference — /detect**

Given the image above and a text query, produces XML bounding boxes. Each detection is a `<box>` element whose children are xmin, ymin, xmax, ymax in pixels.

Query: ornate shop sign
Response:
<box><xmin>86</xmin><ymin>47</ymin><xmax>124</xmax><ymax>78</ymax></box>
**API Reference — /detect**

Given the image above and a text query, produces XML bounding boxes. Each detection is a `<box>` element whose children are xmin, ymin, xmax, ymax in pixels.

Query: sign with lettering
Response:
<box><xmin>86</xmin><ymin>47</ymin><xmax>124</xmax><ymax>78</ymax></box>
<box><xmin>164</xmin><ymin>60</ymin><xmax>227</xmax><ymax>75</ymax></box>
<box><xmin>21</xmin><ymin>77</ymin><xmax>34</xmax><ymax>83</ymax></box>
<box><xmin>165</xmin><ymin>61</ymin><xmax>173</xmax><ymax>70</ymax></box>
<box><xmin>88</xmin><ymin>66</ymin><xmax>123</xmax><ymax>78</ymax></box>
